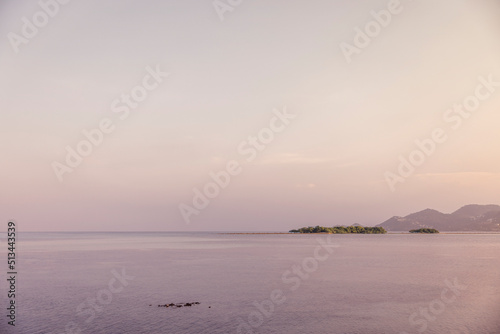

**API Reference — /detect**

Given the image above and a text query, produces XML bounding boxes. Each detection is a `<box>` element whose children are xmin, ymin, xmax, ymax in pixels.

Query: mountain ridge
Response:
<box><xmin>377</xmin><ymin>204</ymin><xmax>500</xmax><ymax>231</ymax></box>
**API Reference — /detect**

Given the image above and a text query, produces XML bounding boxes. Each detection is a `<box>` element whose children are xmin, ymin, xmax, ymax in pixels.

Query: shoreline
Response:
<box><xmin>219</xmin><ymin>232</ymin><xmax>500</xmax><ymax>235</ymax></box>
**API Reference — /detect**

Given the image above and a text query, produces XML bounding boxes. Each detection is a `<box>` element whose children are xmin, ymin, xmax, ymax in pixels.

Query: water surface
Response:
<box><xmin>1</xmin><ymin>232</ymin><xmax>499</xmax><ymax>334</ymax></box>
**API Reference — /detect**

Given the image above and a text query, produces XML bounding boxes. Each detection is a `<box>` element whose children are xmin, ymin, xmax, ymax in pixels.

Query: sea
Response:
<box><xmin>1</xmin><ymin>232</ymin><xmax>499</xmax><ymax>334</ymax></box>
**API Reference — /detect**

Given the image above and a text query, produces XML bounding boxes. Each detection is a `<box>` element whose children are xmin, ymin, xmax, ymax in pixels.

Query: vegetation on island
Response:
<box><xmin>409</xmin><ymin>228</ymin><xmax>439</xmax><ymax>234</ymax></box>
<box><xmin>289</xmin><ymin>225</ymin><xmax>387</xmax><ymax>234</ymax></box>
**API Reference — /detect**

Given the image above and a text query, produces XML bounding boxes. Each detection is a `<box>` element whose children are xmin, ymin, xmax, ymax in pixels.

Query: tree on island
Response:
<box><xmin>409</xmin><ymin>228</ymin><xmax>439</xmax><ymax>233</ymax></box>
<box><xmin>289</xmin><ymin>225</ymin><xmax>387</xmax><ymax>234</ymax></box>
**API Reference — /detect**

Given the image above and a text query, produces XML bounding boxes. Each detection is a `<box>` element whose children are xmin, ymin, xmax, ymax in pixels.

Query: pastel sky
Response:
<box><xmin>1</xmin><ymin>0</ymin><xmax>500</xmax><ymax>231</ymax></box>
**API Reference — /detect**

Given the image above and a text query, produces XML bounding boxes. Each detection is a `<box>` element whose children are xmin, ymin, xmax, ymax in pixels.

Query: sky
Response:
<box><xmin>1</xmin><ymin>0</ymin><xmax>500</xmax><ymax>231</ymax></box>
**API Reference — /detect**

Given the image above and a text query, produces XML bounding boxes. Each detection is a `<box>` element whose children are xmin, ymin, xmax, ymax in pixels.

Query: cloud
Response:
<box><xmin>415</xmin><ymin>172</ymin><xmax>500</xmax><ymax>178</ymax></box>
<box><xmin>257</xmin><ymin>153</ymin><xmax>358</xmax><ymax>167</ymax></box>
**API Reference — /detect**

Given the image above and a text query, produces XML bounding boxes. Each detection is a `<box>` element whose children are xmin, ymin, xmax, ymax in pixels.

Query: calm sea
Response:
<box><xmin>1</xmin><ymin>232</ymin><xmax>499</xmax><ymax>334</ymax></box>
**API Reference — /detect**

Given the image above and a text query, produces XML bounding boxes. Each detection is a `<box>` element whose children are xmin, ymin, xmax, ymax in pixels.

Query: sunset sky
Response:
<box><xmin>1</xmin><ymin>0</ymin><xmax>500</xmax><ymax>231</ymax></box>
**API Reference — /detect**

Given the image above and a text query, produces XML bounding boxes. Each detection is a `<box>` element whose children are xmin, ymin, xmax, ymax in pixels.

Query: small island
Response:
<box><xmin>290</xmin><ymin>225</ymin><xmax>387</xmax><ymax>234</ymax></box>
<box><xmin>409</xmin><ymin>228</ymin><xmax>439</xmax><ymax>234</ymax></box>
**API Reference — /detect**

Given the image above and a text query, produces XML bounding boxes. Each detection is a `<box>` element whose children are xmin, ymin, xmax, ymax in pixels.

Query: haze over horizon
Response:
<box><xmin>1</xmin><ymin>0</ymin><xmax>500</xmax><ymax>231</ymax></box>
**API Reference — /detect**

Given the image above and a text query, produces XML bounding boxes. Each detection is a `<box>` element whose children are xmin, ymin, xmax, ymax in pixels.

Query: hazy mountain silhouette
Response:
<box><xmin>377</xmin><ymin>204</ymin><xmax>500</xmax><ymax>231</ymax></box>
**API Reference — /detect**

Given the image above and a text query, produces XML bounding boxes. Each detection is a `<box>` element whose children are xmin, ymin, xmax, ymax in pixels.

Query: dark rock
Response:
<box><xmin>156</xmin><ymin>301</ymin><xmax>202</xmax><ymax>309</ymax></box>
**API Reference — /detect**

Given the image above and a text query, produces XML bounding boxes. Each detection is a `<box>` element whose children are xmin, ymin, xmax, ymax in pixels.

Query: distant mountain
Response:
<box><xmin>377</xmin><ymin>204</ymin><xmax>500</xmax><ymax>231</ymax></box>
<box><xmin>452</xmin><ymin>204</ymin><xmax>500</xmax><ymax>218</ymax></box>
